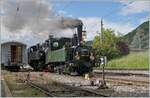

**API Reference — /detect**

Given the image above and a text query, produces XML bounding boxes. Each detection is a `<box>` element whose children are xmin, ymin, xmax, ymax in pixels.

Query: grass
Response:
<box><xmin>105</xmin><ymin>51</ymin><xmax>149</xmax><ymax>70</ymax></box>
<box><xmin>2</xmin><ymin>50</ymin><xmax>148</xmax><ymax>71</ymax></box>
<box><xmin>4</xmin><ymin>72</ymin><xmax>47</xmax><ymax>97</ymax></box>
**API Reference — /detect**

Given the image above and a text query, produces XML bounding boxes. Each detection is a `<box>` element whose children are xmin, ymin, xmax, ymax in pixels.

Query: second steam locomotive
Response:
<box><xmin>28</xmin><ymin>24</ymin><xmax>95</xmax><ymax>75</ymax></box>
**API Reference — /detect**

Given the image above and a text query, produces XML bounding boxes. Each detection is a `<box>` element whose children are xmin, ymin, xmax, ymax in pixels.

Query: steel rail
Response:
<box><xmin>58</xmin><ymin>82</ymin><xmax>109</xmax><ymax>97</ymax></box>
<box><xmin>27</xmin><ymin>80</ymin><xmax>109</xmax><ymax>97</ymax></box>
<box><xmin>27</xmin><ymin>81</ymin><xmax>55</xmax><ymax>97</ymax></box>
<box><xmin>94</xmin><ymin>71</ymin><xmax>149</xmax><ymax>77</ymax></box>
<box><xmin>105</xmin><ymin>77</ymin><xmax>149</xmax><ymax>86</ymax></box>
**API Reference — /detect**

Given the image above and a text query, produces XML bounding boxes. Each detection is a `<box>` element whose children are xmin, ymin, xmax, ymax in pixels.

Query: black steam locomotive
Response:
<box><xmin>28</xmin><ymin>24</ymin><xmax>95</xmax><ymax>75</ymax></box>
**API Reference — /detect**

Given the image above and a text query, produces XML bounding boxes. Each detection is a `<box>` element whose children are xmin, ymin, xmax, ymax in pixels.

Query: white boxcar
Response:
<box><xmin>1</xmin><ymin>41</ymin><xmax>27</xmax><ymax>71</ymax></box>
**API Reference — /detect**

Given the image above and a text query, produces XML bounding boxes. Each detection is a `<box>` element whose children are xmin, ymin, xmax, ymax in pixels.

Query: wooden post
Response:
<box><xmin>101</xmin><ymin>19</ymin><xmax>103</xmax><ymax>45</ymax></box>
<box><xmin>102</xmin><ymin>56</ymin><xmax>106</xmax><ymax>86</ymax></box>
<box><xmin>100</xmin><ymin>19</ymin><xmax>107</xmax><ymax>88</ymax></box>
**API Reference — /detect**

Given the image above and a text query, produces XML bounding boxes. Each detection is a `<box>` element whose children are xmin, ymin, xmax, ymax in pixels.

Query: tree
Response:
<box><xmin>92</xmin><ymin>28</ymin><xmax>120</xmax><ymax>60</ymax></box>
<box><xmin>92</xmin><ymin>28</ymin><xmax>130</xmax><ymax>60</ymax></box>
<box><xmin>116</xmin><ymin>40</ymin><xmax>130</xmax><ymax>55</ymax></box>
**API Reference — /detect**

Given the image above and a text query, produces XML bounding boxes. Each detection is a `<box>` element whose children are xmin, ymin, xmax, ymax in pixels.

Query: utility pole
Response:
<box><xmin>101</xmin><ymin>19</ymin><xmax>103</xmax><ymax>45</ymax></box>
<box><xmin>100</xmin><ymin>19</ymin><xmax>107</xmax><ymax>88</ymax></box>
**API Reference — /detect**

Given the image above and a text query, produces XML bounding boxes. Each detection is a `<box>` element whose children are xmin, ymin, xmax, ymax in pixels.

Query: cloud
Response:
<box><xmin>58</xmin><ymin>10</ymin><xmax>67</xmax><ymax>16</ymax></box>
<box><xmin>79</xmin><ymin>17</ymin><xmax>102</xmax><ymax>41</ymax></box>
<box><xmin>140</xmin><ymin>16</ymin><xmax>149</xmax><ymax>24</ymax></box>
<box><xmin>1</xmin><ymin>0</ymin><xmax>140</xmax><ymax>46</ymax></box>
<box><xmin>58</xmin><ymin>10</ymin><xmax>73</xmax><ymax>18</ymax></box>
<box><xmin>1</xmin><ymin>16</ymin><xmax>136</xmax><ymax>46</ymax></box>
<box><xmin>119</xmin><ymin>0</ymin><xmax>150</xmax><ymax>15</ymax></box>
<box><xmin>1</xmin><ymin>0</ymin><xmax>83</xmax><ymax>46</ymax></box>
<box><xmin>1</xmin><ymin>25</ymin><xmax>45</xmax><ymax>47</ymax></box>
<box><xmin>1</xmin><ymin>24</ymin><xmax>75</xmax><ymax>47</ymax></box>
<box><xmin>2</xmin><ymin>16</ymin><xmax>136</xmax><ymax>45</ymax></box>
<box><xmin>104</xmin><ymin>20</ymin><xmax>136</xmax><ymax>34</ymax></box>
<box><xmin>80</xmin><ymin>17</ymin><xmax>136</xmax><ymax>41</ymax></box>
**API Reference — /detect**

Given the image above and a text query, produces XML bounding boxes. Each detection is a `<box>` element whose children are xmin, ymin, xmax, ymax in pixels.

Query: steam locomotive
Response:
<box><xmin>28</xmin><ymin>24</ymin><xmax>95</xmax><ymax>75</ymax></box>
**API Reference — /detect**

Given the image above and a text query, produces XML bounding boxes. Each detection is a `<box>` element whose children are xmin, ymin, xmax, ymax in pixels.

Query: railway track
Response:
<box><xmin>3</xmin><ymin>70</ymin><xmax>149</xmax><ymax>97</ymax></box>
<box><xmin>27</xmin><ymin>80</ymin><xmax>109</xmax><ymax>97</ymax></box>
<box><xmin>27</xmin><ymin>81</ymin><xmax>55</xmax><ymax>97</ymax></box>
<box><xmin>105</xmin><ymin>77</ymin><xmax>149</xmax><ymax>86</ymax></box>
<box><xmin>94</xmin><ymin>70</ymin><xmax>149</xmax><ymax>77</ymax></box>
<box><xmin>93</xmin><ymin>71</ymin><xmax>149</xmax><ymax>86</ymax></box>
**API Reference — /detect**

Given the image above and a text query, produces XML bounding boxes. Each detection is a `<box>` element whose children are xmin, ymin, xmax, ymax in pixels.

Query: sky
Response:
<box><xmin>1</xmin><ymin>0</ymin><xmax>149</xmax><ymax>46</ymax></box>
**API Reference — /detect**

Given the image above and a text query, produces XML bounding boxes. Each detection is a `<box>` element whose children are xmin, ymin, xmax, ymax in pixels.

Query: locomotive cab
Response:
<box><xmin>70</xmin><ymin>44</ymin><xmax>95</xmax><ymax>75</ymax></box>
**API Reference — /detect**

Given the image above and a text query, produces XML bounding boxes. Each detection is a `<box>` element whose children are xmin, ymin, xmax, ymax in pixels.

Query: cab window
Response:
<box><xmin>80</xmin><ymin>49</ymin><xmax>89</xmax><ymax>55</ymax></box>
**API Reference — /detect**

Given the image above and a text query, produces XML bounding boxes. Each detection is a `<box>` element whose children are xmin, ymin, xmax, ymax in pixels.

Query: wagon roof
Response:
<box><xmin>1</xmin><ymin>41</ymin><xmax>27</xmax><ymax>46</ymax></box>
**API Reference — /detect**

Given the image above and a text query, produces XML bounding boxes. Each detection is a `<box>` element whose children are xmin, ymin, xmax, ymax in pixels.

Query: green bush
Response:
<box><xmin>92</xmin><ymin>28</ymin><xmax>129</xmax><ymax>60</ymax></box>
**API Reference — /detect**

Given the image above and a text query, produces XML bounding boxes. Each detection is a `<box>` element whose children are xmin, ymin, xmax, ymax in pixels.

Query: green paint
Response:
<box><xmin>48</xmin><ymin>48</ymin><xmax>66</xmax><ymax>62</ymax></box>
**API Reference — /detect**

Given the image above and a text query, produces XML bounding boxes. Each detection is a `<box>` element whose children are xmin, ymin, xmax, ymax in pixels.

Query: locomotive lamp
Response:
<box><xmin>53</xmin><ymin>42</ymin><xmax>59</xmax><ymax>48</ymax></box>
<box><xmin>90</xmin><ymin>53</ymin><xmax>95</xmax><ymax>60</ymax></box>
<box><xmin>75</xmin><ymin>52</ymin><xmax>80</xmax><ymax>60</ymax></box>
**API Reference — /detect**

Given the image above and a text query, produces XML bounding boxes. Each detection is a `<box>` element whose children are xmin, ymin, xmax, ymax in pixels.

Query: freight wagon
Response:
<box><xmin>1</xmin><ymin>41</ymin><xmax>27</xmax><ymax>71</ymax></box>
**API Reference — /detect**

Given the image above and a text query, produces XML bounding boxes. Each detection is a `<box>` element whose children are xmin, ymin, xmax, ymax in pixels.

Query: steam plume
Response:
<box><xmin>2</xmin><ymin>0</ymin><xmax>82</xmax><ymax>37</ymax></box>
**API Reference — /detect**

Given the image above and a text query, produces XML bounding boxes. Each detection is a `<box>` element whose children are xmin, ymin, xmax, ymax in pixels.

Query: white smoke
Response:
<box><xmin>1</xmin><ymin>0</ymin><xmax>82</xmax><ymax>40</ymax></box>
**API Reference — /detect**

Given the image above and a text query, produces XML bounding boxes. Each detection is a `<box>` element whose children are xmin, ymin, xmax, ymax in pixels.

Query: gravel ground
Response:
<box><xmin>3</xmin><ymin>70</ymin><xmax>149</xmax><ymax>97</ymax></box>
<box><xmin>29</xmin><ymin>72</ymin><xmax>149</xmax><ymax>97</ymax></box>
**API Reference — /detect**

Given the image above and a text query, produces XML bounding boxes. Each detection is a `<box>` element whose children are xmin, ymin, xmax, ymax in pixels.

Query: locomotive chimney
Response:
<box><xmin>77</xmin><ymin>24</ymin><xmax>83</xmax><ymax>44</ymax></box>
<box><xmin>49</xmin><ymin>35</ymin><xmax>53</xmax><ymax>39</ymax></box>
<box><xmin>72</xmin><ymin>33</ymin><xmax>78</xmax><ymax>46</ymax></box>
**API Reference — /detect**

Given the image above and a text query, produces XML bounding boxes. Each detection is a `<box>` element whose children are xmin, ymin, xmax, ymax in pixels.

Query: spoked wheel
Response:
<box><xmin>47</xmin><ymin>64</ymin><xmax>55</xmax><ymax>72</ymax></box>
<box><xmin>56</xmin><ymin>66</ymin><xmax>63</xmax><ymax>74</ymax></box>
<box><xmin>68</xmin><ymin>65</ymin><xmax>78</xmax><ymax>76</ymax></box>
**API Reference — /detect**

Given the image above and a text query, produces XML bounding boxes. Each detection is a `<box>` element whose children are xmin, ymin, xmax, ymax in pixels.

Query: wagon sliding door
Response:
<box><xmin>11</xmin><ymin>45</ymin><xmax>22</xmax><ymax>63</ymax></box>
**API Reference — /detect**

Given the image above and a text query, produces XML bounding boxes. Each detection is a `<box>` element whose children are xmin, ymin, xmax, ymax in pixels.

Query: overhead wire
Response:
<box><xmin>91</xmin><ymin>6</ymin><xmax>139</xmax><ymax>37</ymax></box>
<box><xmin>34</xmin><ymin>0</ymin><xmax>45</xmax><ymax>38</ymax></box>
<box><xmin>100</xmin><ymin>1</ymin><xmax>143</xmax><ymax>27</ymax></box>
<box><xmin>36</xmin><ymin>0</ymin><xmax>42</xmax><ymax>28</ymax></box>
<box><xmin>13</xmin><ymin>0</ymin><xmax>21</xmax><ymax>28</ymax></box>
<box><xmin>8</xmin><ymin>0</ymin><xmax>22</xmax><ymax>39</ymax></box>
